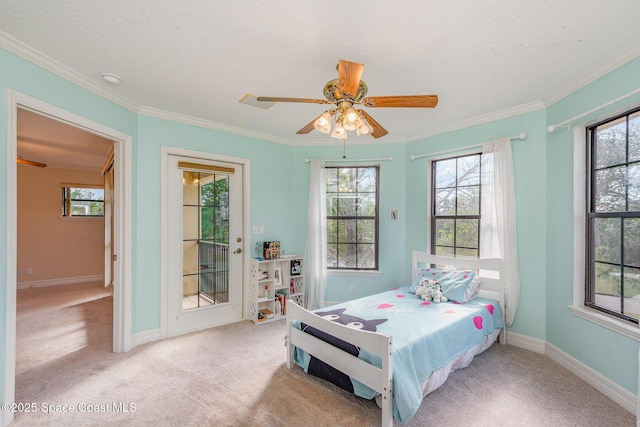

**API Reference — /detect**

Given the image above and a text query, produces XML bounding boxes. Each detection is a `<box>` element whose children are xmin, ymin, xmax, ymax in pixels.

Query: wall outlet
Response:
<box><xmin>349</xmin><ymin>284</ymin><xmax>355</xmax><ymax>294</ymax></box>
<box><xmin>27</xmin><ymin>268</ymin><xmax>33</xmax><ymax>275</ymax></box>
<box><xmin>17</xmin><ymin>269</ymin><xmax>22</xmax><ymax>276</ymax></box>
<box><xmin>253</xmin><ymin>226</ymin><xmax>259</xmax><ymax>235</ymax></box>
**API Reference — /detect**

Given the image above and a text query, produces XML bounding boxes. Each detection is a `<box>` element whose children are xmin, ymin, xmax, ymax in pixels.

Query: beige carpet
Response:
<box><xmin>12</xmin><ymin>282</ymin><xmax>635</xmax><ymax>426</ymax></box>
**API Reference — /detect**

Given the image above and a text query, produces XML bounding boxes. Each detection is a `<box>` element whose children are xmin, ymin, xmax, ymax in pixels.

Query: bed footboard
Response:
<box><xmin>286</xmin><ymin>301</ymin><xmax>394</xmax><ymax>427</ymax></box>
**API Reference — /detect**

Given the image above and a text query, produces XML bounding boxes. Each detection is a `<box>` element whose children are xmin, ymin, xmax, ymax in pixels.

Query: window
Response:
<box><xmin>431</xmin><ymin>154</ymin><xmax>482</xmax><ymax>257</ymax></box>
<box><xmin>62</xmin><ymin>185</ymin><xmax>104</xmax><ymax>217</ymax></box>
<box><xmin>586</xmin><ymin>107</ymin><xmax>640</xmax><ymax>324</ymax></box>
<box><xmin>325</xmin><ymin>166</ymin><xmax>379</xmax><ymax>270</ymax></box>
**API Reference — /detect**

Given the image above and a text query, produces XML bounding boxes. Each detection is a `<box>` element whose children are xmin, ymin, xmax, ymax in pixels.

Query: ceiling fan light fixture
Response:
<box><xmin>357</xmin><ymin>118</ymin><xmax>373</xmax><ymax>136</ymax></box>
<box><xmin>256</xmin><ymin>59</ymin><xmax>437</xmax><ymax>139</ymax></box>
<box><xmin>331</xmin><ymin>121</ymin><xmax>346</xmax><ymax>139</ymax></box>
<box><xmin>342</xmin><ymin>107</ymin><xmax>362</xmax><ymax>131</ymax></box>
<box><xmin>314</xmin><ymin>111</ymin><xmax>333</xmax><ymax>133</ymax></box>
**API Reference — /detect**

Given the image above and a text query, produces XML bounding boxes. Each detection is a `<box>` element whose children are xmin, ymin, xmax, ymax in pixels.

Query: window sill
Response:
<box><xmin>327</xmin><ymin>269</ymin><xmax>381</xmax><ymax>278</ymax></box>
<box><xmin>568</xmin><ymin>305</ymin><xmax>640</xmax><ymax>341</ymax></box>
<box><xmin>60</xmin><ymin>216</ymin><xmax>105</xmax><ymax>220</ymax></box>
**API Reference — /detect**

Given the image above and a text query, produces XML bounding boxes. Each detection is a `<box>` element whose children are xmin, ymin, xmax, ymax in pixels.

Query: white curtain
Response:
<box><xmin>480</xmin><ymin>138</ymin><xmax>520</xmax><ymax>326</ymax></box>
<box><xmin>305</xmin><ymin>160</ymin><xmax>327</xmax><ymax>309</ymax></box>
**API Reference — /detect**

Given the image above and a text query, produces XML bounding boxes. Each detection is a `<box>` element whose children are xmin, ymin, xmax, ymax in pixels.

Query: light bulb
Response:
<box><xmin>342</xmin><ymin>107</ymin><xmax>362</xmax><ymax>131</ymax></box>
<box><xmin>331</xmin><ymin>122</ymin><xmax>346</xmax><ymax>139</ymax></box>
<box><xmin>357</xmin><ymin>120</ymin><xmax>373</xmax><ymax>136</ymax></box>
<box><xmin>314</xmin><ymin>111</ymin><xmax>332</xmax><ymax>133</ymax></box>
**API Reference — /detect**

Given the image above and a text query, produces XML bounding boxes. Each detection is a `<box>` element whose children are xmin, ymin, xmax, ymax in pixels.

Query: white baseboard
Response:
<box><xmin>17</xmin><ymin>274</ymin><xmax>104</xmax><ymax>289</ymax></box>
<box><xmin>506</xmin><ymin>331</ymin><xmax>546</xmax><ymax>353</ymax></box>
<box><xmin>131</xmin><ymin>328</ymin><xmax>161</xmax><ymax>348</ymax></box>
<box><xmin>545</xmin><ymin>342</ymin><xmax>637</xmax><ymax>415</ymax></box>
<box><xmin>508</xmin><ymin>332</ymin><xmax>637</xmax><ymax>416</ymax></box>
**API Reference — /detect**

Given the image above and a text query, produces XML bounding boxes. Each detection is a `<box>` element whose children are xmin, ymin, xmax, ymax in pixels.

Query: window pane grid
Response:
<box><xmin>326</xmin><ymin>166</ymin><xmax>378</xmax><ymax>270</ymax></box>
<box><xmin>431</xmin><ymin>154</ymin><xmax>481</xmax><ymax>257</ymax></box>
<box><xmin>62</xmin><ymin>186</ymin><xmax>104</xmax><ymax>217</ymax></box>
<box><xmin>587</xmin><ymin>106</ymin><xmax>640</xmax><ymax>323</ymax></box>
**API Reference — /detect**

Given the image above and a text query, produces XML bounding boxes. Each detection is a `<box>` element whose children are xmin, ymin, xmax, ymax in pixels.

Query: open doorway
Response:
<box><xmin>15</xmin><ymin>107</ymin><xmax>115</xmax><ymax>404</ymax></box>
<box><xmin>4</xmin><ymin>91</ymin><xmax>133</xmax><ymax>426</ymax></box>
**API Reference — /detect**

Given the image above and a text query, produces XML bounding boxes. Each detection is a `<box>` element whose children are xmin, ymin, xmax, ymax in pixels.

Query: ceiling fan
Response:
<box><xmin>17</xmin><ymin>156</ymin><xmax>47</xmax><ymax>167</ymax></box>
<box><xmin>257</xmin><ymin>59</ymin><xmax>438</xmax><ymax>139</ymax></box>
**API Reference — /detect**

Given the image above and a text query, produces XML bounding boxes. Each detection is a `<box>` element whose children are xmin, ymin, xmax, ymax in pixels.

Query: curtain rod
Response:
<box><xmin>547</xmin><ymin>87</ymin><xmax>640</xmax><ymax>132</ymax></box>
<box><xmin>409</xmin><ymin>133</ymin><xmax>526</xmax><ymax>161</ymax></box>
<box><xmin>304</xmin><ymin>156</ymin><xmax>393</xmax><ymax>163</ymax></box>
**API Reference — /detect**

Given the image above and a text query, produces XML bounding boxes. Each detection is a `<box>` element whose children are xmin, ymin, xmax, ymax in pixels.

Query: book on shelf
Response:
<box><xmin>259</xmin><ymin>308</ymin><xmax>274</xmax><ymax>322</ymax></box>
<box><xmin>290</xmin><ymin>277</ymin><xmax>303</xmax><ymax>295</ymax></box>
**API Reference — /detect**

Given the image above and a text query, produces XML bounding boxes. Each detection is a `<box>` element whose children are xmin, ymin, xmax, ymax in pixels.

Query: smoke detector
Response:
<box><xmin>101</xmin><ymin>73</ymin><xmax>121</xmax><ymax>85</ymax></box>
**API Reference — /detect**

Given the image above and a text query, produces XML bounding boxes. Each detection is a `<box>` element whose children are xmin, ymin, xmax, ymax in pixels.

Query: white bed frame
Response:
<box><xmin>286</xmin><ymin>251</ymin><xmax>506</xmax><ymax>427</ymax></box>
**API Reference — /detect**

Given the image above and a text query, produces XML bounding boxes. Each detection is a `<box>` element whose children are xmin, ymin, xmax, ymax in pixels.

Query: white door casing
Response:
<box><xmin>4</xmin><ymin>90</ymin><xmax>133</xmax><ymax>426</ymax></box>
<box><xmin>161</xmin><ymin>148</ymin><xmax>250</xmax><ymax>338</ymax></box>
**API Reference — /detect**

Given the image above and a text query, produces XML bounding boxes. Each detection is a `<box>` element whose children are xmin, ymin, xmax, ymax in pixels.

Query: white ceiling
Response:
<box><xmin>3</xmin><ymin>1</ymin><xmax>640</xmax><ymax>165</ymax></box>
<box><xmin>17</xmin><ymin>109</ymin><xmax>113</xmax><ymax>170</ymax></box>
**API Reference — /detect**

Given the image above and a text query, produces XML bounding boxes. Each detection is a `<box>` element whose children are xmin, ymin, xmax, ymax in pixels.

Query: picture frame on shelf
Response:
<box><xmin>274</xmin><ymin>266</ymin><xmax>282</xmax><ymax>286</ymax></box>
<box><xmin>263</xmin><ymin>241</ymin><xmax>280</xmax><ymax>259</ymax></box>
<box><xmin>290</xmin><ymin>259</ymin><xmax>302</xmax><ymax>276</ymax></box>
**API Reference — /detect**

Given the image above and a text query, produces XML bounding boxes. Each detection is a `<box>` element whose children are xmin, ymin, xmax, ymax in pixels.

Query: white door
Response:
<box><xmin>103</xmin><ymin>158</ymin><xmax>114</xmax><ymax>288</ymax></box>
<box><xmin>167</xmin><ymin>155</ymin><xmax>244</xmax><ymax>336</ymax></box>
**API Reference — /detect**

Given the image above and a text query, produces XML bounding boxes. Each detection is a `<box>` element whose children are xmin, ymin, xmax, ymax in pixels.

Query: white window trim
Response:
<box><xmin>327</xmin><ymin>269</ymin><xmax>381</xmax><ymax>277</ymax></box>
<box><xmin>570</xmin><ymin>125</ymin><xmax>640</xmax><ymax>341</ymax></box>
<box><xmin>62</xmin><ymin>184</ymin><xmax>105</xmax><ymax>217</ymax></box>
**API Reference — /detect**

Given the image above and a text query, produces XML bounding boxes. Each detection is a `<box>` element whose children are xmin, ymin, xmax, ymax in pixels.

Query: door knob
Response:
<box><xmin>234</xmin><ymin>248</ymin><xmax>243</xmax><ymax>254</ymax></box>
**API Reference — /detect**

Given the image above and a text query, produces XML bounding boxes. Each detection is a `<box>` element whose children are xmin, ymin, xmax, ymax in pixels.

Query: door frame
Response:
<box><xmin>4</xmin><ymin>90</ymin><xmax>133</xmax><ymax>424</ymax></box>
<box><xmin>160</xmin><ymin>146</ymin><xmax>251</xmax><ymax>339</ymax></box>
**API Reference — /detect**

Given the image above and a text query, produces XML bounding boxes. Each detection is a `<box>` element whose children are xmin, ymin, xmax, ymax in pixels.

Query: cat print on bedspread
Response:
<box><xmin>301</xmin><ymin>308</ymin><xmax>387</xmax><ymax>393</ymax></box>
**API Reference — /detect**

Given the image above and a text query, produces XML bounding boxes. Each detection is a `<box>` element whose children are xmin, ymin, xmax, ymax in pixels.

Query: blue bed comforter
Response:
<box><xmin>294</xmin><ymin>286</ymin><xmax>504</xmax><ymax>423</ymax></box>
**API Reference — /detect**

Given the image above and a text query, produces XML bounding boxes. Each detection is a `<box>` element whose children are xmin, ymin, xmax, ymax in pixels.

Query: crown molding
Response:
<box><xmin>407</xmin><ymin>100</ymin><xmax>546</xmax><ymax>142</ymax></box>
<box><xmin>5</xmin><ymin>28</ymin><xmax>635</xmax><ymax>146</ymax></box>
<box><xmin>543</xmin><ymin>46</ymin><xmax>640</xmax><ymax>107</ymax></box>
<box><xmin>0</xmin><ymin>31</ymin><xmax>140</xmax><ymax>112</ymax></box>
<box><xmin>137</xmin><ymin>106</ymin><xmax>289</xmax><ymax>145</ymax></box>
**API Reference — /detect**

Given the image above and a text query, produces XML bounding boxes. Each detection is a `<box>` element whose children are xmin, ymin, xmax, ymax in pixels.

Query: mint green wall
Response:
<box><xmin>290</xmin><ymin>143</ymin><xmax>408</xmax><ymax>301</ymax></box>
<box><xmin>135</xmin><ymin>116</ymin><xmax>294</xmax><ymax>331</ymax></box>
<box><xmin>1</xmin><ymin>44</ymin><xmax>639</xmax><ymax>405</ymax></box>
<box><xmin>545</xmin><ymin>57</ymin><xmax>640</xmax><ymax>394</ymax></box>
<box><xmin>404</xmin><ymin>110</ymin><xmax>548</xmax><ymax>340</ymax></box>
<box><xmin>0</xmin><ymin>48</ymin><xmax>138</xmax><ymax>404</ymax></box>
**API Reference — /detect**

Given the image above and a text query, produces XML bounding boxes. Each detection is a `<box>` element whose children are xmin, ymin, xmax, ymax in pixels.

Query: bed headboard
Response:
<box><xmin>412</xmin><ymin>251</ymin><xmax>506</xmax><ymax>341</ymax></box>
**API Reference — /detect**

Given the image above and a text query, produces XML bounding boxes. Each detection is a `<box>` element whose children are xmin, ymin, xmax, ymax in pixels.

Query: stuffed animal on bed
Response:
<box><xmin>414</xmin><ymin>278</ymin><xmax>433</xmax><ymax>300</ymax></box>
<box><xmin>415</xmin><ymin>278</ymin><xmax>448</xmax><ymax>303</ymax></box>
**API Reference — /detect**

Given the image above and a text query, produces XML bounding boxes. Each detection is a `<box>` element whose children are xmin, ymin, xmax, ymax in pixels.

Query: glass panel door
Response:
<box><xmin>182</xmin><ymin>170</ymin><xmax>230</xmax><ymax>310</ymax></box>
<box><xmin>165</xmin><ymin>154</ymin><xmax>243</xmax><ymax>337</ymax></box>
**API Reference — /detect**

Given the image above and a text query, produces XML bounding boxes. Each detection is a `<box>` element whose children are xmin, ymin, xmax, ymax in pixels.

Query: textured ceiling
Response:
<box><xmin>17</xmin><ymin>109</ymin><xmax>113</xmax><ymax>170</ymax></box>
<box><xmin>2</xmin><ymin>1</ymin><xmax>640</xmax><ymax>156</ymax></box>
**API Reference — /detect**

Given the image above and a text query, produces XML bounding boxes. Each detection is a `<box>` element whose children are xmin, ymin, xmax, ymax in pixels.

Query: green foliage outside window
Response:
<box><xmin>63</xmin><ymin>187</ymin><xmax>104</xmax><ymax>217</ymax></box>
<box><xmin>431</xmin><ymin>154</ymin><xmax>481</xmax><ymax>258</ymax></box>
<box><xmin>199</xmin><ymin>174</ymin><xmax>230</xmax><ymax>245</ymax></box>
<box><xmin>588</xmin><ymin>109</ymin><xmax>640</xmax><ymax>322</ymax></box>
<box><xmin>326</xmin><ymin>166</ymin><xmax>378</xmax><ymax>269</ymax></box>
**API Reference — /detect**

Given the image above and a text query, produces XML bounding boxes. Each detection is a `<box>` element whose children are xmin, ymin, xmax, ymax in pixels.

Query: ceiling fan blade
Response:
<box><xmin>362</xmin><ymin>95</ymin><xmax>438</xmax><ymax>108</ymax></box>
<box><xmin>296</xmin><ymin>113</ymin><xmax>324</xmax><ymax>134</ymax></box>
<box><xmin>256</xmin><ymin>96</ymin><xmax>330</xmax><ymax>104</ymax></box>
<box><xmin>17</xmin><ymin>157</ymin><xmax>47</xmax><ymax>167</ymax></box>
<box><xmin>359</xmin><ymin>110</ymin><xmax>389</xmax><ymax>139</ymax></box>
<box><xmin>337</xmin><ymin>60</ymin><xmax>364</xmax><ymax>98</ymax></box>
